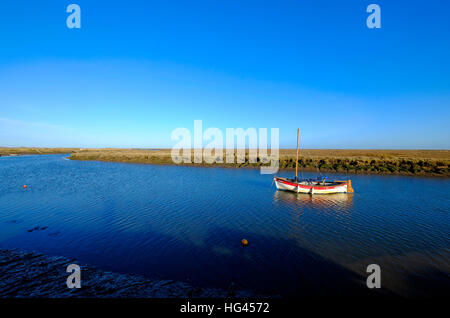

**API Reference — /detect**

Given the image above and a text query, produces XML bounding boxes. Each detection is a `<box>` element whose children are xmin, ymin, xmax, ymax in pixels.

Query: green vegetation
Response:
<box><xmin>0</xmin><ymin>147</ymin><xmax>78</xmax><ymax>156</ymax></box>
<box><xmin>277</xmin><ymin>157</ymin><xmax>450</xmax><ymax>176</ymax></box>
<box><xmin>1</xmin><ymin>147</ymin><xmax>448</xmax><ymax>176</ymax></box>
<box><xmin>68</xmin><ymin>148</ymin><xmax>450</xmax><ymax>177</ymax></box>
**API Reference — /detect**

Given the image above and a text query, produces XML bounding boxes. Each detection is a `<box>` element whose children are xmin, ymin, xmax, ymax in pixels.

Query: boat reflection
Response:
<box><xmin>273</xmin><ymin>190</ymin><xmax>354</xmax><ymax>210</ymax></box>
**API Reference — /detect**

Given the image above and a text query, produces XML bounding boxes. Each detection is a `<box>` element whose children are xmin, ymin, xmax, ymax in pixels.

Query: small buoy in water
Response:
<box><xmin>23</xmin><ymin>185</ymin><xmax>27</xmax><ymax>189</ymax></box>
<box><xmin>241</xmin><ymin>239</ymin><xmax>248</xmax><ymax>246</ymax></box>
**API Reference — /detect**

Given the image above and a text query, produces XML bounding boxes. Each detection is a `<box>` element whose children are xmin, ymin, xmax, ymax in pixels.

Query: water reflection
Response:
<box><xmin>273</xmin><ymin>190</ymin><xmax>353</xmax><ymax>210</ymax></box>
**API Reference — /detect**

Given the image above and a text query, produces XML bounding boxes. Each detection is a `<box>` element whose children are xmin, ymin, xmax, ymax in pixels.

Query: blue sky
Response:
<box><xmin>0</xmin><ymin>0</ymin><xmax>449</xmax><ymax>149</ymax></box>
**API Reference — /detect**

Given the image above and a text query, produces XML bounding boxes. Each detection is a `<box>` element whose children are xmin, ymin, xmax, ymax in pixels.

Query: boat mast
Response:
<box><xmin>295</xmin><ymin>128</ymin><xmax>299</xmax><ymax>181</ymax></box>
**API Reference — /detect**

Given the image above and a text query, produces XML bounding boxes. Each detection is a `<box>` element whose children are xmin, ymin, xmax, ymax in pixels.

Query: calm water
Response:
<box><xmin>0</xmin><ymin>154</ymin><xmax>449</xmax><ymax>297</ymax></box>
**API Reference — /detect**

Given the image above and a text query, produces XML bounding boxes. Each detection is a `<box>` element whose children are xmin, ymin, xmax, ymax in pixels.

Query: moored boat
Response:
<box><xmin>274</xmin><ymin>176</ymin><xmax>353</xmax><ymax>194</ymax></box>
<box><xmin>274</xmin><ymin>129</ymin><xmax>354</xmax><ymax>195</ymax></box>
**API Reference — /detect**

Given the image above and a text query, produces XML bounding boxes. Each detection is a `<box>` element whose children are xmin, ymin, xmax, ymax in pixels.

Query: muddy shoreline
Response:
<box><xmin>0</xmin><ymin>249</ymin><xmax>258</xmax><ymax>298</ymax></box>
<box><xmin>69</xmin><ymin>157</ymin><xmax>450</xmax><ymax>178</ymax></box>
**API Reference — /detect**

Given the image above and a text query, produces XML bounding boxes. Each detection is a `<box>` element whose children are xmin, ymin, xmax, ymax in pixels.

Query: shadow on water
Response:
<box><xmin>30</xmin><ymin>221</ymin><xmax>390</xmax><ymax>298</ymax></box>
<box><xmin>399</xmin><ymin>267</ymin><xmax>450</xmax><ymax>298</ymax></box>
<box><xmin>178</xmin><ymin>225</ymin><xmax>391</xmax><ymax>298</ymax></box>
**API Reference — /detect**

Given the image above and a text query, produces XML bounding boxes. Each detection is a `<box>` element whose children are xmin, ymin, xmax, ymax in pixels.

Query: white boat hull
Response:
<box><xmin>274</xmin><ymin>177</ymin><xmax>352</xmax><ymax>194</ymax></box>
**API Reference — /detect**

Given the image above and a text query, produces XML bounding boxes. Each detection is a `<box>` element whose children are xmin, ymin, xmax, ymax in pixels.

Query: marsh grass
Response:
<box><xmin>1</xmin><ymin>147</ymin><xmax>448</xmax><ymax>176</ymax></box>
<box><xmin>68</xmin><ymin>148</ymin><xmax>450</xmax><ymax>177</ymax></box>
<box><xmin>0</xmin><ymin>147</ymin><xmax>79</xmax><ymax>156</ymax></box>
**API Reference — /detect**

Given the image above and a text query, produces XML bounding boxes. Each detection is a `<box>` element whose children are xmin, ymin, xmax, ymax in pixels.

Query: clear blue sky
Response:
<box><xmin>0</xmin><ymin>0</ymin><xmax>449</xmax><ymax>149</ymax></box>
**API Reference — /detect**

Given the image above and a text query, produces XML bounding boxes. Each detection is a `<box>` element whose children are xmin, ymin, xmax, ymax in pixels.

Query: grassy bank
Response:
<box><xmin>2</xmin><ymin>147</ymin><xmax>448</xmax><ymax>176</ymax></box>
<box><xmin>69</xmin><ymin>148</ymin><xmax>450</xmax><ymax>177</ymax></box>
<box><xmin>0</xmin><ymin>147</ymin><xmax>78</xmax><ymax>156</ymax></box>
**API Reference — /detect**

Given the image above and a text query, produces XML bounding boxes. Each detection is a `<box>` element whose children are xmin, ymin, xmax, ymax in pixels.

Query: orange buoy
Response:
<box><xmin>23</xmin><ymin>185</ymin><xmax>27</xmax><ymax>189</ymax></box>
<box><xmin>241</xmin><ymin>239</ymin><xmax>248</xmax><ymax>246</ymax></box>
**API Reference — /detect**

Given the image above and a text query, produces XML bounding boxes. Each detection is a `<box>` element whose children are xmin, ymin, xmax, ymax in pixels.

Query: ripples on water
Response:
<box><xmin>0</xmin><ymin>154</ymin><xmax>449</xmax><ymax>297</ymax></box>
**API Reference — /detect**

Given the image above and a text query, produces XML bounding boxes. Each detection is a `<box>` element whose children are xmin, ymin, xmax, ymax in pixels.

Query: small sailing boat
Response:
<box><xmin>274</xmin><ymin>129</ymin><xmax>354</xmax><ymax>195</ymax></box>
